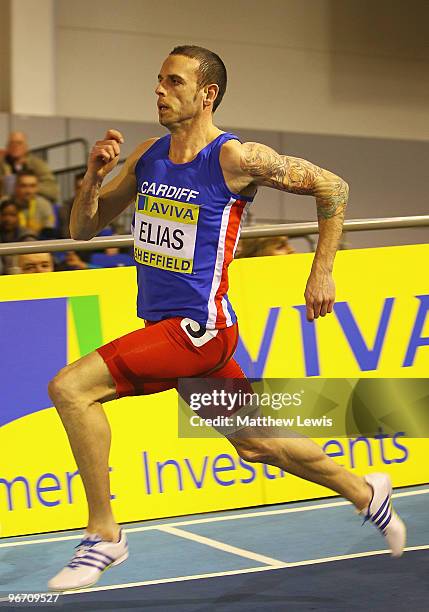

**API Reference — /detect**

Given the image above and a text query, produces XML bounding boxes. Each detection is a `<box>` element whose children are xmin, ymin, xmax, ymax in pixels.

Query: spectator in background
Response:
<box><xmin>17</xmin><ymin>252</ymin><xmax>54</xmax><ymax>274</ymax></box>
<box><xmin>89</xmin><ymin>247</ymin><xmax>134</xmax><ymax>268</ymax></box>
<box><xmin>88</xmin><ymin>226</ymin><xmax>134</xmax><ymax>268</ymax></box>
<box><xmin>253</xmin><ymin>236</ymin><xmax>295</xmax><ymax>256</ymax></box>
<box><xmin>0</xmin><ymin>200</ymin><xmax>26</xmax><ymax>243</ymax></box>
<box><xmin>11</xmin><ymin>171</ymin><xmax>56</xmax><ymax>237</ymax></box>
<box><xmin>0</xmin><ymin>200</ymin><xmax>26</xmax><ymax>274</ymax></box>
<box><xmin>236</xmin><ymin>235</ymin><xmax>294</xmax><ymax>258</ymax></box>
<box><xmin>57</xmin><ymin>250</ymin><xmax>100</xmax><ymax>271</ymax></box>
<box><xmin>0</xmin><ymin>131</ymin><xmax>59</xmax><ymax>202</ymax></box>
<box><xmin>59</xmin><ymin>172</ymin><xmax>85</xmax><ymax>238</ymax></box>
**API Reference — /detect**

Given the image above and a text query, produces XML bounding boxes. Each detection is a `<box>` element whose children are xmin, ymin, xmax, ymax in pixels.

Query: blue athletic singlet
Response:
<box><xmin>132</xmin><ymin>132</ymin><xmax>254</xmax><ymax>329</ymax></box>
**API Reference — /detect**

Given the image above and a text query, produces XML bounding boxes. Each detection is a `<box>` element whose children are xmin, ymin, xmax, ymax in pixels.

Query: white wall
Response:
<box><xmin>11</xmin><ymin>0</ymin><xmax>55</xmax><ymax>115</ymax></box>
<box><xmin>56</xmin><ymin>0</ymin><xmax>429</xmax><ymax>140</ymax></box>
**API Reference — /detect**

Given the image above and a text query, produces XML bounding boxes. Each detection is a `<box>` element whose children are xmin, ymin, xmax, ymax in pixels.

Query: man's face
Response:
<box><xmin>19</xmin><ymin>253</ymin><xmax>54</xmax><ymax>274</ymax></box>
<box><xmin>65</xmin><ymin>251</ymin><xmax>87</xmax><ymax>270</ymax></box>
<box><xmin>155</xmin><ymin>55</ymin><xmax>203</xmax><ymax>128</ymax></box>
<box><xmin>0</xmin><ymin>205</ymin><xmax>19</xmax><ymax>231</ymax></box>
<box><xmin>7</xmin><ymin>132</ymin><xmax>28</xmax><ymax>160</ymax></box>
<box><xmin>15</xmin><ymin>175</ymin><xmax>38</xmax><ymax>203</ymax></box>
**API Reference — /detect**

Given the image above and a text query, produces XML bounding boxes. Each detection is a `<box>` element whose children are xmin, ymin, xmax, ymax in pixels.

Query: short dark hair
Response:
<box><xmin>169</xmin><ymin>45</ymin><xmax>227</xmax><ymax>112</ymax></box>
<box><xmin>0</xmin><ymin>199</ymin><xmax>18</xmax><ymax>213</ymax></box>
<box><xmin>16</xmin><ymin>169</ymin><xmax>38</xmax><ymax>182</ymax></box>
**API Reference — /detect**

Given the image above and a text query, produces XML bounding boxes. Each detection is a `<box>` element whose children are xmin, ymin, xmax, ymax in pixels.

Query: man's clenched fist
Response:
<box><xmin>87</xmin><ymin>129</ymin><xmax>124</xmax><ymax>179</ymax></box>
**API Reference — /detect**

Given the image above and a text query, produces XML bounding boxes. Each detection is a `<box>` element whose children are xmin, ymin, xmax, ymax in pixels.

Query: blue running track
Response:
<box><xmin>1</xmin><ymin>485</ymin><xmax>428</xmax><ymax>611</ymax></box>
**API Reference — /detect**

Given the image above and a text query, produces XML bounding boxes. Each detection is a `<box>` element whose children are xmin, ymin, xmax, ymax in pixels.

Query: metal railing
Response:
<box><xmin>53</xmin><ymin>163</ymin><xmax>87</xmax><ymax>212</ymax></box>
<box><xmin>0</xmin><ymin>215</ymin><xmax>428</xmax><ymax>256</ymax></box>
<box><xmin>30</xmin><ymin>138</ymin><xmax>89</xmax><ymax>163</ymax></box>
<box><xmin>52</xmin><ymin>159</ymin><xmax>129</xmax><ymax>230</ymax></box>
<box><xmin>29</xmin><ymin>138</ymin><xmax>90</xmax><ymax>205</ymax></box>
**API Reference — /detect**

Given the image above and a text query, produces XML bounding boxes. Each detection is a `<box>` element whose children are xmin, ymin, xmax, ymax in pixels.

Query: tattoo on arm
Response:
<box><xmin>240</xmin><ymin>142</ymin><xmax>349</xmax><ymax>219</ymax></box>
<box><xmin>240</xmin><ymin>142</ymin><xmax>323</xmax><ymax>193</ymax></box>
<box><xmin>314</xmin><ymin>178</ymin><xmax>349</xmax><ymax>221</ymax></box>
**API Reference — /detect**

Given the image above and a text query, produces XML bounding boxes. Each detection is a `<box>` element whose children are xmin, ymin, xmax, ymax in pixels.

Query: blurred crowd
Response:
<box><xmin>0</xmin><ymin>131</ymin><xmax>135</xmax><ymax>275</ymax></box>
<box><xmin>0</xmin><ymin>131</ymin><xmax>294</xmax><ymax>275</ymax></box>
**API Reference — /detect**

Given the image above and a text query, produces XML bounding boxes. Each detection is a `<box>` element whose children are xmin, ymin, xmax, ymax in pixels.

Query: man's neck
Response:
<box><xmin>168</xmin><ymin>118</ymin><xmax>222</xmax><ymax>164</ymax></box>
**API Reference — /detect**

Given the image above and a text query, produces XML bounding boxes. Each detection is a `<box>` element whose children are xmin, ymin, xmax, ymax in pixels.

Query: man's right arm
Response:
<box><xmin>70</xmin><ymin>129</ymin><xmax>157</xmax><ymax>240</ymax></box>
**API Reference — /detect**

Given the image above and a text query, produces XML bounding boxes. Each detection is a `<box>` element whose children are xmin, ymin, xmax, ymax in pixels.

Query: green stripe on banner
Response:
<box><xmin>69</xmin><ymin>296</ymin><xmax>103</xmax><ymax>356</ymax></box>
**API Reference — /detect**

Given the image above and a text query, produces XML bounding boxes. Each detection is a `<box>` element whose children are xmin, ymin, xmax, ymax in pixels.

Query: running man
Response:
<box><xmin>48</xmin><ymin>45</ymin><xmax>406</xmax><ymax>591</ymax></box>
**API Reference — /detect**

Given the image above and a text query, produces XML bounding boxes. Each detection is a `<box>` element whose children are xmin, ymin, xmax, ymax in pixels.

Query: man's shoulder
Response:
<box><xmin>26</xmin><ymin>153</ymin><xmax>50</xmax><ymax>170</ymax></box>
<box><xmin>127</xmin><ymin>137</ymin><xmax>163</xmax><ymax>172</ymax></box>
<box><xmin>219</xmin><ymin>138</ymin><xmax>244</xmax><ymax>176</ymax></box>
<box><xmin>137</xmin><ymin>137</ymin><xmax>161</xmax><ymax>155</ymax></box>
<box><xmin>34</xmin><ymin>194</ymin><xmax>53</xmax><ymax>208</ymax></box>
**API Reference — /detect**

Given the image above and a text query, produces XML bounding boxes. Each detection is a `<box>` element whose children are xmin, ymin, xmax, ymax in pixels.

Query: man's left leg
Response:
<box><xmin>209</xmin><ymin>358</ymin><xmax>406</xmax><ymax>556</ymax></box>
<box><xmin>228</xmin><ymin>428</ymin><xmax>371</xmax><ymax>509</ymax></box>
<box><xmin>227</xmin><ymin>428</ymin><xmax>406</xmax><ymax>556</ymax></box>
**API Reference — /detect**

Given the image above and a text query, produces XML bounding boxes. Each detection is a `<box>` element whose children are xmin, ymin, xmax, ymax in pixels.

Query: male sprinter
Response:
<box><xmin>48</xmin><ymin>45</ymin><xmax>405</xmax><ymax>591</ymax></box>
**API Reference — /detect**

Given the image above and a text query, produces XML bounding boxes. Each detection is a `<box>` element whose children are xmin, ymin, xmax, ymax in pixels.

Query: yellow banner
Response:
<box><xmin>0</xmin><ymin>244</ymin><xmax>428</xmax><ymax>537</ymax></box>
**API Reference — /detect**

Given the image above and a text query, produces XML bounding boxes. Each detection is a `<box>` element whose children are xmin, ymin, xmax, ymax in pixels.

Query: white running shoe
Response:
<box><xmin>48</xmin><ymin>529</ymin><xmax>128</xmax><ymax>591</ymax></box>
<box><xmin>362</xmin><ymin>472</ymin><xmax>406</xmax><ymax>557</ymax></box>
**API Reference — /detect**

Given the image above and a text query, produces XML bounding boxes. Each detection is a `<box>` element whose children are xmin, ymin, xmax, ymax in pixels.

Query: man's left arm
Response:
<box><xmin>224</xmin><ymin>141</ymin><xmax>349</xmax><ymax>321</ymax></box>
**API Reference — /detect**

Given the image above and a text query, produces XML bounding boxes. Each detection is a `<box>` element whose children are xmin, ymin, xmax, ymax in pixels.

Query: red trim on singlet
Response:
<box><xmin>214</xmin><ymin>199</ymin><xmax>247</xmax><ymax>327</ymax></box>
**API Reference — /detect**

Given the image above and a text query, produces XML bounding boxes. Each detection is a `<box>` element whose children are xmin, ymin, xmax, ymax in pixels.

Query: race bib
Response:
<box><xmin>133</xmin><ymin>193</ymin><xmax>199</xmax><ymax>274</ymax></box>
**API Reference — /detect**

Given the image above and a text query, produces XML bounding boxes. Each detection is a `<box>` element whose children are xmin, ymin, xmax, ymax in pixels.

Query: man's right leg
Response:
<box><xmin>48</xmin><ymin>350</ymin><xmax>120</xmax><ymax>542</ymax></box>
<box><xmin>48</xmin><ymin>318</ymin><xmax>231</xmax><ymax>540</ymax></box>
<box><xmin>47</xmin><ymin>317</ymin><xmax>237</xmax><ymax>590</ymax></box>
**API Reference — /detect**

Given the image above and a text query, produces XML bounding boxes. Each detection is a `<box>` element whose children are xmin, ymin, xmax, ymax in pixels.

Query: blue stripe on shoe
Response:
<box><xmin>67</xmin><ymin>562</ymin><xmax>104</xmax><ymax>570</ymax></box>
<box><xmin>374</xmin><ymin>503</ymin><xmax>390</xmax><ymax>528</ymax></box>
<box><xmin>67</xmin><ymin>554</ymin><xmax>109</xmax><ymax>569</ymax></box>
<box><xmin>371</xmin><ymin>494</ymin><xmax>390</xmax><ymax>522</ymax></box>
<box><xmin>378</xmin><ymin>511</ymin><xmax>393</xmax><ymax>533</ymax></box>
<box><xmin>76</xmin><ymin>538</ymin><xmax>102</xmax><ymax>548</ymax></box>
<box><xmin>87</xmin><ymin>550</ymin><xmax>115</xmax><ymax>562</ymax></box>
<box><xmin>70</xmin><ymin>560</ymin><xmax>107</xmax><ymax>570</ymax></box>
<box><xmin>82</xmin><ymin>554</ymin><xmax>111</xmax><ymax>567</ymax></box>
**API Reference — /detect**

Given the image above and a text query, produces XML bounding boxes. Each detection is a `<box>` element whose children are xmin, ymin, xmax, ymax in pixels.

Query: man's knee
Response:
<box><xmin>48</xmin><ymin>366</ymin><xmax>80</xmax><ymax>407</ymax></box>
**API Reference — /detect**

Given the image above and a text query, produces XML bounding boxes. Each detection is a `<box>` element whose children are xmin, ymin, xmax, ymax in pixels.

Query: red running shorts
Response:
<box><xmin>97</xmin><ymin>317</ymin><xmax>247</xmax><ymax>399</ymax></box>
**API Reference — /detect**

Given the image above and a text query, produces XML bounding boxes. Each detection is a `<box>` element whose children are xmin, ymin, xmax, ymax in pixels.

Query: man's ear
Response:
<box><xmin>204</xmin><ymin>84</ymin><xmax>219</xmax><ymax>108</ymax></box>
